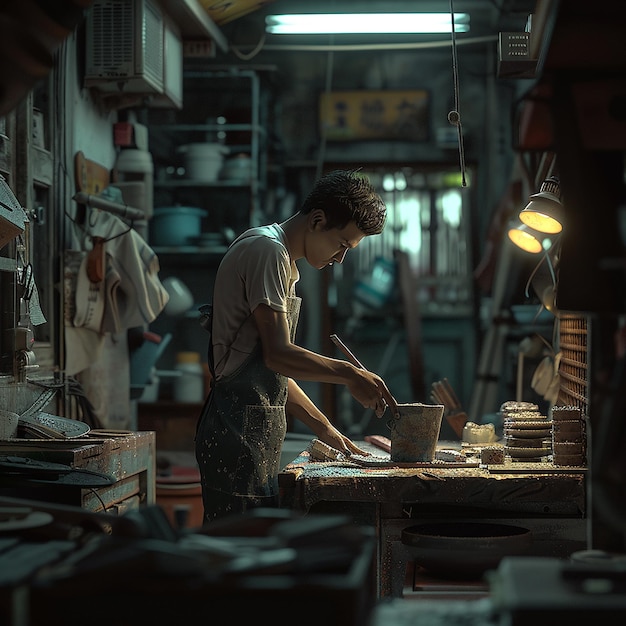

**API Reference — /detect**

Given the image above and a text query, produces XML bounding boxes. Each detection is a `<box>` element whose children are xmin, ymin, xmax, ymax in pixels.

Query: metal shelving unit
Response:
<box><xmin>147</xmin><ymin>67</ymin><xmax>272</xmax><ymax>240</ymax></box>
<box><xmin>140</xmin><ymin>66</ymin><xmax>278</xmax><ymax>380</ymax></box>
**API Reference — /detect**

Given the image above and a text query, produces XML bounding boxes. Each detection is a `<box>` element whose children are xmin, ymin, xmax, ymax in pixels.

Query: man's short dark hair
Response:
<box><xmin>300</xmin><ymin>169</ymin><xmax>387</xmax><ymax>235</ymax></box>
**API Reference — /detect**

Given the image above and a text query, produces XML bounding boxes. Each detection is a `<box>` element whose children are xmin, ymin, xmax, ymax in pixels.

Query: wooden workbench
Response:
<box><xmin>0</xmin><ymin>430</ymin><xmax>156</xmax><ymax>514</ymax></box>
<box><xmin>278</xmin><ymin>441</ymin><xmax>587</xmax><ymax>597</ymax></box>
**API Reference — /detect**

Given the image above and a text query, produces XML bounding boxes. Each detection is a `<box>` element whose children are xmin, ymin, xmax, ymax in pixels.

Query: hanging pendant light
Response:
<box><xmin>518</xmin><ymin>176</ymin><xmax>563</xmax><ymax>234</ymax></box>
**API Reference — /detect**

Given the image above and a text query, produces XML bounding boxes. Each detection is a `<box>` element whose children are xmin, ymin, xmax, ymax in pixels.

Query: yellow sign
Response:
<box><xmin>320</xmin><ymin>90</ymin><xmax>429</xmax><ymax>141</ymax></box>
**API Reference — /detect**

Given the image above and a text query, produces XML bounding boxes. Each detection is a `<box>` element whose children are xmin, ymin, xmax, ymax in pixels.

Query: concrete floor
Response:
<box><xmin>280</xmin><ymin>433</ymin><xmax>313</xmax><ymax>469</ymax></box>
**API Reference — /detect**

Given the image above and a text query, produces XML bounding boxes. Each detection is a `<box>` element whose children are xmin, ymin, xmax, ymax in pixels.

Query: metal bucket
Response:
<box><xmin>389</xmin><ymin>403</ymin><xmax>444</xmax><ymax>463</ymax></box>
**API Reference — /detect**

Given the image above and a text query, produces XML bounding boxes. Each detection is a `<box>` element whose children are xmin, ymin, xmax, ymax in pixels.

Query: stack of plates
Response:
<box><xmin>551</xmin><ymin>405</ymin><xmax>586</xmax><ymax>466</ymax></box>
<box><xmin>501</xmin><ymin>401</ymin><xmax>552</xmax><ymax>461</ymax></box>
<box><xmin>188</xmin><ymin>232</ymin><xmax>226</xmax><ymax>248</ymax></box>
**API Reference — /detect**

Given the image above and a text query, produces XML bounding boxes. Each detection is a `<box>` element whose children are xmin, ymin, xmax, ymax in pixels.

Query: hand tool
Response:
<box><xmin>330</xmin><ymin>334</ymin><xmax>389</xmax><ymax>415</ymax></box>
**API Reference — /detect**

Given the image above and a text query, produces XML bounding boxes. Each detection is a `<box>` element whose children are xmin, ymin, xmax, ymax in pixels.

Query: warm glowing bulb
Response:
<box><xmin>508</xmin><ymin>227</ymin><xmax>543</xmax><ymax>253</ymax></box>
<box><xmin>519</xmin><ymin>210</ymin><xmax>563</xmax><ymax>234</ymax></box>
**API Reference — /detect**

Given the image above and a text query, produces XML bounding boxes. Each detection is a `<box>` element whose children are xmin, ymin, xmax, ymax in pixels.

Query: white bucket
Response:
<box><xmin>177</xmin><ymin>143</ymin><xmax>229</xmax><ymax>182</ymax></box>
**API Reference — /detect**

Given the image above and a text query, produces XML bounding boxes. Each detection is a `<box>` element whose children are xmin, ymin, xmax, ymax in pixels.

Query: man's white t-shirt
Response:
<box><xmin>210</xmin><ymin>224</ymin><xmax>299</xmax><ymax>379</ymax></box>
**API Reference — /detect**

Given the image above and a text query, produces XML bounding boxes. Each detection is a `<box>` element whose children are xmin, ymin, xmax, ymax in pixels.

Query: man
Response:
<box><xmin>195</xmin><ymin>169</ymin><xmax>399</xmax><ymax>523</ymax></box>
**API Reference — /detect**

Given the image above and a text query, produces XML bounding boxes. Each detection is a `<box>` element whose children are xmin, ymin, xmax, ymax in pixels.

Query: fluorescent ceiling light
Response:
<box><xmin>265</xmin><ymin>13</ymin><xmax>470</xmax><ymax>35</ymax></box>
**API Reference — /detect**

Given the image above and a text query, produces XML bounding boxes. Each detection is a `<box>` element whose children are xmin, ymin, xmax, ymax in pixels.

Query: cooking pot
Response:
<box><xmin>177</xmin><ymin>142</ymin><xmax>229</xmax><ymax>182</ymax></box>
<box><xmin>220</xmin><ymin>153</ymin><xmax>252</xmax><ymax>181</ymax></box>
<box><xmin>151</xmin><ymin>206</ymin><xmax>207</xmax><ymax>246</ymax></box>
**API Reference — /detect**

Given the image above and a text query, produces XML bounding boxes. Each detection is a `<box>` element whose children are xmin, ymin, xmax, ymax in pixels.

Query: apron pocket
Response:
<box><xmin>243</xmin><ymin>404</ymin><xmax>287</xmax><ymax>482</ymax></box>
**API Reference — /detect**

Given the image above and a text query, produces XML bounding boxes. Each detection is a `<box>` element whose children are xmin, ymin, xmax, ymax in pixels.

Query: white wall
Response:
<box><xmin>67</xmin><ymin>35</ymin><xmax>117</xmax><ymax>168</ymax></box>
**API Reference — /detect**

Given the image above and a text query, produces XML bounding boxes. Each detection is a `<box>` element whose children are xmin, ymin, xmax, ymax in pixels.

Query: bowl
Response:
<box><xmin>401</xmin><ymin>521</ymin><xmax>532</xmax><ymax>578</ymax></box>
<box><xmin>162</xmin><ymin>276</ymin><xmax>193</xmax><ymax>316</ymax></box>
<box><xmin>220</xmin><ymin>153</ymin><xmax>252</xmax><ymax>181</ymax></box>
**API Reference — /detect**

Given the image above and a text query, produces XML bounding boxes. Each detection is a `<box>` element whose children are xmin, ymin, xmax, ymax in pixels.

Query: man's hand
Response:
<box><xmin>346</xmin><ymin>367</ymin><xmax>399</xmax><ymax>419</ymax></box>
<box><xmin>318</xmin><ymin>426</ymin><xmax>369</xmax><ymax>457</ymax></box>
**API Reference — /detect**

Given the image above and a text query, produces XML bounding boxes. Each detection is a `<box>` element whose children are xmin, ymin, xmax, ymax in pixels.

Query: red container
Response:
<box><xmin>156</xmin><ymin>466</ymin><xmax>203</xmax><ymax>529</ymax></box>
<box><xmin>114</xmin><ymin>122</ymin><xmax>133</xmax><ymax>146</ymax></box>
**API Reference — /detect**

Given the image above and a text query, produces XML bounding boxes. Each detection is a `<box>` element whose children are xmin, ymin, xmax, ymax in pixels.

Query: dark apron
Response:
<box><xmin>195</xmin><ymin>295</ymin><xmax>301</xmax><ymax>523</ymax></box>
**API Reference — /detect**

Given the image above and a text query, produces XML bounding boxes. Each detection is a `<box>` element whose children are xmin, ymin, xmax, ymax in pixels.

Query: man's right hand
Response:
<box><xmin>347</xmin><ymin>366</ymin><xmax>399</xmax><ymax>419</ymax></box>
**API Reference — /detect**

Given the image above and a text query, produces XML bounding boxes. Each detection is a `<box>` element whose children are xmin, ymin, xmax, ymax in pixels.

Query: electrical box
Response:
<box><xmin>497</xmin><ymin>32</ymin><xmax>537</xmax><ymax>79</ymax></box>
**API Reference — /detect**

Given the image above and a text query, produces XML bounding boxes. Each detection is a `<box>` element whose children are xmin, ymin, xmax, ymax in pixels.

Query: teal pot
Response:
<box><xmin>151</xmin><ymin>206</ymin><xmax>207</xmax><ymax>246</ymax></box>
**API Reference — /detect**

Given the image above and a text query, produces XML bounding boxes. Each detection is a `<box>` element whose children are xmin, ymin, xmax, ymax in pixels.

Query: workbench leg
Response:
<box><xmin>380</xmin><ymin>520</ymin><xmax>412</xmax><ymax>598</ymax></box>
<box><xmin>390</xmin><ymin>541</ymin><xmax>411</xmax><ymax>597</ymax></box>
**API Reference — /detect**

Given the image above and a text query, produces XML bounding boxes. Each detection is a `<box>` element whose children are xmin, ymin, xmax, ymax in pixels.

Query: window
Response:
<box><xmin>348</xmin><ymin>167</ymin><xmax>474</xmax><ymax>317</ymax></box>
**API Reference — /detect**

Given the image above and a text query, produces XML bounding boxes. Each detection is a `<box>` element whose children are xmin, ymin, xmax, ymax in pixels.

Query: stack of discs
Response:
<box><xmin>551</xmin><ymin>405</ymin><xmax>586</xmax><ymax>466</ymax></box>
<box><xmin>501</xmin><ymin>401</ymin><xmax>552</xmax><ymax>462</ymax></box>
<box><xmin>480</xmin><ymin>446</ymin><xmax>506</xmax><ymax>464</ymax></box>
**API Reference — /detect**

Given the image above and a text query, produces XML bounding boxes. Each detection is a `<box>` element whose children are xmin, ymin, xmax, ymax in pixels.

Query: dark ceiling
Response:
<box><xmin>221</xmin><ymin>0</ymin><xmax>536</xmax><ymax>46</ymax></box>
<box><xmin>223</xmin><ymin>0</ymin><xmax>626</xmax><ymax>74</ymax></box>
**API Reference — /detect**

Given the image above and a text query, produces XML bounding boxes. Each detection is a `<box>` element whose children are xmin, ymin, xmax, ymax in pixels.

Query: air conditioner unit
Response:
<box><xmin>154</xmin><ymin>12</ymin><xmax>183</xmax><ymax>109</ymax></box>
<box><xmin>84</xmin><ymin>0</ymin><xmax>182</xmax><ymax>109</ymax></box>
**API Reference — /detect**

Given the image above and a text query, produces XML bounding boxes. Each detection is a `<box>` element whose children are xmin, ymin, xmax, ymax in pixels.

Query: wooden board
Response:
<box><xmin>394</xmin><ymin>249</ymin><xmax>426</xmax><ymax>400</ymax></box>
<box><xmin>304</xmin><ymin>441</ymin><xmax>479</xmax><ymax>470</ymax></box>
<box><xmin>487</xmin><ymin>464</ymin><xmax>587</xmax><ymax>474</ymax></box>
<box><xmin>74</xmin><ymin>151</ymin><xmax>110</xmax><ymax>194</ymax></box>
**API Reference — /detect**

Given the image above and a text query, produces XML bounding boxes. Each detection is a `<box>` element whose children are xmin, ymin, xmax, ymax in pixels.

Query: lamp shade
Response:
<box><xmin>508</xmin><ymin>222</ymin><xmax>546</xmax><ymax>253</ymax></box>
<box><xmin>518</xmin><ymin>177</ymin><xmax>563</xmax><ymax>234</ymax></box>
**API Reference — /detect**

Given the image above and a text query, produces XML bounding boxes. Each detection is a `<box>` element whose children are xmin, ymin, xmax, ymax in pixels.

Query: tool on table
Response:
<box><xmin>431</xmin><ymin>378</ymin><xmax>468</xmax><ymax>439</ymax></box>
<box><xmin>364</xmin><ymin>434</ymin><xmax>391</xmax><ymax>453</ymax></box>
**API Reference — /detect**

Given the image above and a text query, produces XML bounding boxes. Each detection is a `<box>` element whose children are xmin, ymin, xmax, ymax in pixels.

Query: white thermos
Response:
<box><xmin>173</xmin><ymin>352</ymin><xmax>204</xmax><ymax>404</ymax></box>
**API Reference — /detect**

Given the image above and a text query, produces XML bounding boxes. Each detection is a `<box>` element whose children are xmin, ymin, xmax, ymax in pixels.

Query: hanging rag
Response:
<box><xmin>65</xmin><ymin>210</ymin><xmax>169</xmax><ymax>375</ymax></box>
<box><xmin>101</xmin><ymin>226</ymin><xmax>169</xmax><ymax>333</ymax></box>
